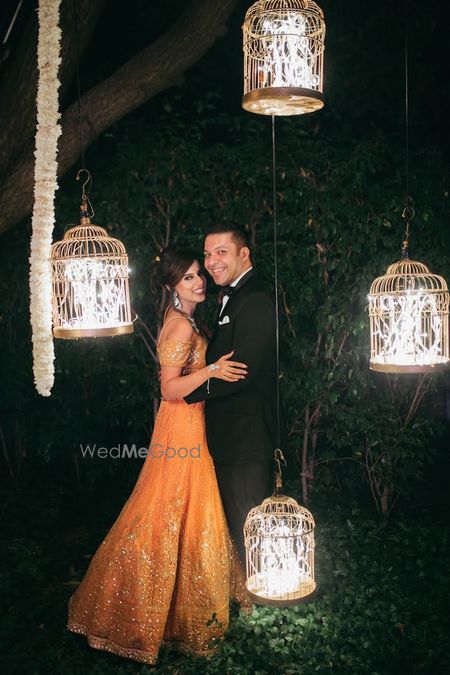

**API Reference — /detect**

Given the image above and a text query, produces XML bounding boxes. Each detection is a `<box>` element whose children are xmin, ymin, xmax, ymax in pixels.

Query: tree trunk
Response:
<box><xmin>0</xmin><ymin>0</ymin><xmax>239</xmax><ymax>236</ymax></box>
<box><xmin>0</xmin><ymin>0</ymin><xmax>106</xmax><ymax>176</ymax></box>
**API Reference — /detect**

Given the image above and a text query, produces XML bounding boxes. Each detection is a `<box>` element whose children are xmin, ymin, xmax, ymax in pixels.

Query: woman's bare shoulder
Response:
<box><xmin>160</xmin><ymin>312</ymin><xmax>193</xmax><ymax>343</ymax></box>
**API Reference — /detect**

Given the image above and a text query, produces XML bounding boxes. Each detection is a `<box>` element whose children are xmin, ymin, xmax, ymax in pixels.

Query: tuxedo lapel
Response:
<box><xmin>213</xmin><ymin>269</ymin><xmax>255</xmax><ymax>325</ymax></box>
<box><xmin>231</xmin><ymin>268</ymin><xmax>255</xmax><ymax>292</ymax></box>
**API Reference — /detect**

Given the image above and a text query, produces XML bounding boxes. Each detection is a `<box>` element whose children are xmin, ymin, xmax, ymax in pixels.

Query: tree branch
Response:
<box><xmin>0</xmin><ymin>0</ymin><xmax>239</xmax><ymax>235</ymax></box>
<box><xmin>0</xmin><ymin>0</ymin><xmax>106</xmax><ymax>175</ymax></box>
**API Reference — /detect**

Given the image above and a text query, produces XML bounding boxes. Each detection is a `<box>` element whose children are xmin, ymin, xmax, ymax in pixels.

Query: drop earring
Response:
<box><xmin>171</xmin><ymin>290</ymin><xmax>182</xmax><ymax>310</ymax></box>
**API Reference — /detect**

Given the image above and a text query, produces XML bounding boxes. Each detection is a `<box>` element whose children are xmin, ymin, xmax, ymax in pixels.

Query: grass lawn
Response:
<box><xmin>1</xmin><ymin>479</ymin><xmax>449</xmax><ymax>675</ymax></box>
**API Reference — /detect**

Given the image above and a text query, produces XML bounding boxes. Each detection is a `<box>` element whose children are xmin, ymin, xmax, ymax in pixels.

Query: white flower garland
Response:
<box><xmin>29</xmin><ymin>0</ymin><xmax>62</xmax><ymax>396</ymax></box>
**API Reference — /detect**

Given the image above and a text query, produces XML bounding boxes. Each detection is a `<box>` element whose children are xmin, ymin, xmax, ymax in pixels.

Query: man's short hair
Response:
<box><xmin>205</xmin><ymin>223</ymin><xmax>251</xmax><ymax>252</ymax></box>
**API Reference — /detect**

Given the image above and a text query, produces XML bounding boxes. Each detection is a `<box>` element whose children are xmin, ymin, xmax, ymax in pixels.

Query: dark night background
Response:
<box><xmin>0</xmin><ymin>1</ymin><xmax>450</xmax><ymax>673</ymax></box>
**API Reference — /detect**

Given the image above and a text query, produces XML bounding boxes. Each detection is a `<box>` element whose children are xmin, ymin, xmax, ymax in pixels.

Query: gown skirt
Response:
<box><xmin>67</xmin><ymin>388</ymin><xmax>246</xmax><ymax>664</ymax></box>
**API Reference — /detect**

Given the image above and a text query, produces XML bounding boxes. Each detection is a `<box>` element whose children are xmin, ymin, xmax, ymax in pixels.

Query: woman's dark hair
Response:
<box><xmin>152</xmin><ymin>247</ymin><xmax>198</xmax><ymax>292</ymax></box>
<box><xmin>151</xmin><ymin>246</ymin><xmax>209</xmax><ymax>335</ymax></box>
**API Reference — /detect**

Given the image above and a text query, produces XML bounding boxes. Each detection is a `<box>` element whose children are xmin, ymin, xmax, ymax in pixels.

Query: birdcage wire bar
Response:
<box><xmin>368</xmin><ymin>258</ymin><xmax>450</xmax><ymax>373</ymax></box>
<box><xmin>242</xmin><ymin>0</ymin><xmax>325</xmax><ymax>115</ymax></box>
<box><xmin>51</xmin><ymin>220</ymin><xmax>133</xmax><ymax>339</ymax></box>
<box><xmin>244</xmin><ymin>494</ymin><xmax>316</xmax><ymax>606</ymax></box>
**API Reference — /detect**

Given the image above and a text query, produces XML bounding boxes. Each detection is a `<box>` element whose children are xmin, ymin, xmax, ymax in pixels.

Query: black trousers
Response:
<box><xmin>215</xmin><ymin>460</ymin><xmax>272</xmax><ymax>565</ymax></box>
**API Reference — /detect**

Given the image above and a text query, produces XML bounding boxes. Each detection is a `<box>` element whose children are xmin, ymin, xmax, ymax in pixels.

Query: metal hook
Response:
<box><xmin>76</xmin><ymin>169</ymin><xmax>94</xmax><ymax>219</ymax></box>
<box><xmin>273</xmin><ymin>447</ymin><xmax>287</xmax><ymax>494</ymax></box>
<box><xmin>401</xmin><ymin>203</ymin><xmax>414</xmax><ymax>246</ymax></box>
<box><xmin>401</xmin><ymin>204</ymin><xmax>415</xmax><ymax>224</ymax></box>
<box><xmin>274</xmin><ymin>447</ymin><xmax>287</xmax><ymax>467</ymax></box>
<box><xmin>76</xmin><ymin>168</ymin><xmax>91</xmax><ymax>200</ymax></box>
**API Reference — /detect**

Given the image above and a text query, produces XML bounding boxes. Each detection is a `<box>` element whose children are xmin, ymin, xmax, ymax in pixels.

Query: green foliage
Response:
<box><xmin>0</xmin><ymin>482</ymin><xmax>448</xmax><ymax>674</ymax></box>
<box><xmin>1</xmin><ymin>98</ymin><xmax>449</xmax><ymax>512</ymax></box>
<box><xmin>1</xmin><ymin>3</ymin><xmax>449</xmax><ymax>671</ymax></box>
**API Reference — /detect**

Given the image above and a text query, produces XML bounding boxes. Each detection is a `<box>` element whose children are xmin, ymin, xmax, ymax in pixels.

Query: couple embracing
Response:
<box><xmin>67</xmin><ymin>224</ymin><xmax>277</xmax><ymax>665</ymax></box>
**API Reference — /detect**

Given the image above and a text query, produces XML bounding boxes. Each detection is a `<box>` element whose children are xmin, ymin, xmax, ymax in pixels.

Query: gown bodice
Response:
<box><xmin>157</xmin><ymin>330</ymin><xmax>207</xmax><ymax>375</ymax></box>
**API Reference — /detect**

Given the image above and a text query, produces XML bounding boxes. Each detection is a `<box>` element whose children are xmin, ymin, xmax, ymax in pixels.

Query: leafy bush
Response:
<box><xmin>1</xmin><ymin>481</ymin><xmax>448</xmax><ymax>674</ymax></box>
<box><xmin>1</xmin><ymin>102</ymin><xmax>448</xmax><ymax>512</ymax></box>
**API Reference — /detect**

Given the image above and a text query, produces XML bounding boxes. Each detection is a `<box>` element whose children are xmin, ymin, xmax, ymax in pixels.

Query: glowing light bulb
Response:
<box><xmin>373</xmin><ymin>292</ymin><xmax>443</xmax><ymax>366</ymax></box>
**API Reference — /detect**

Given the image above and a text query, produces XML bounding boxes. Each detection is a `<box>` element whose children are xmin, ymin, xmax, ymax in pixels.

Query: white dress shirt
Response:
<box><xmin>219</xmin><ymin>267</ymin><xmax>253</xmax><ymax>316</ymax></box>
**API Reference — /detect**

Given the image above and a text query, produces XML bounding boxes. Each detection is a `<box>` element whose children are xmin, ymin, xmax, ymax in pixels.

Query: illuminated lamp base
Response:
<box><xmin>370</xmin><ymin>357</ymin><xmax>450</xmax><ymax>374</ymax></box>
<box><xmin>54</xmin><ymin>324</ymin><xmax>134</xmax><ymax>339</ymax></box>
<box><xmin>246</xmin><ymin>573</ymin><xmax>316</xmax><ymax>607</ymax></box>
<box><xmin>242</xmin><ymin>87</ymin><xmax>324</xmax><ymax>116</ymax></box>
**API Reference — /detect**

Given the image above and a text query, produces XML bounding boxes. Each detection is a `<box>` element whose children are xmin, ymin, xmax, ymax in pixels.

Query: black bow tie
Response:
<box><xmin>217</xmin><ymin>285</ymin><xmax>234</xmax><ymax>305</ymax></box>
<box><xmin>221</xmin><ymin>285</ymin><xmax>234</xmax><ymax>297</ymax></box>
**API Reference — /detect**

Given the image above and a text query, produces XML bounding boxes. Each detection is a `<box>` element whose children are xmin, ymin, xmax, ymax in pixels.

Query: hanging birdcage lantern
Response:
<box><xmin>50</xmin><ymin>172</ymin><xmax>133</xmax><ymax>339</ymax></box>
<box><xmin>368</xmin><ymin>241</ymin><xmax>450</xmax><ymax>373</ymax></box>
<box><xmin>244</xmin><ymin>451</ymin><xmax>316</xmax><ymax>606</ymax></box>
<box><xmin>242</xmin><ymin>0</ymin><xmax>325</xmax><ymax>116</ymax></box>
<box><xmin>367</xmin><ymin>29</ymin><xmax>450</xmax><ymax>373</ymax></box>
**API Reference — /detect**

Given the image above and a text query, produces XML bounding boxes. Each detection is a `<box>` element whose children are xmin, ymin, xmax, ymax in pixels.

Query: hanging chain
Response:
<box><xmin>271</xmin><ymin>115</ymin><xmax>285</xmax><ymax>495</ymax></box>
<box><xmin>74</xmin><ymin>0</ymin><xmax>85</xmax><ymax>171</ymax></box>
<box><xmin>404</xmin><ymin>16</ymin><xmax>409</xmax><ymax>224</ymax></box>
<box><xmin>402</xmin><ymin>0</ymin><xmax>413</xmax><ymax>255</ymax></box>
<box><xmin>271</xmin><ymin>115</ymin><xmax>281</xmax><ymax>452</ymax></box>
<box><xmin>1</xmin><ymin>1</ymin><xmax>23</xmax><ymax>47</ymax></box>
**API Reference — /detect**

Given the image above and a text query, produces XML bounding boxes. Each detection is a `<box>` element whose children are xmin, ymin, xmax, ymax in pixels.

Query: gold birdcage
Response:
<box><xmin>50</xmin><ymin>204</ymin><xmax>133</xmax><ymax>339</ymax></box>
<box><xmin>368</xmin><ymin>254</ymin><xmax>450</xmax><ymax>373</ymax></box>
<box><xmin>242</xmin><ymin>0</ymin><xmax>325</xmax><ymax>116</ymax></box>
<box><xmin>244</xmin><ymin>493</ymin><xmax>316</xmax><ymax>606</ymax></box>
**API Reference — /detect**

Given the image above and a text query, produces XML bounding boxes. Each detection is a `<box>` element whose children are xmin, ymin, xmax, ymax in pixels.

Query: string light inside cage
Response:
<box><xmin>244</xmin><ymin>490</ymin><xmax>316</xmax><ymax>605</ymax></box>
<box><xmin>50</xmin><ymin>172</ymin><xmax>133</xmax><ymax>339</ymax></box>
<box><xmin>242</xmin><ymin>0</ymin><xmax>325</xmax><ymax>116</ymax></box>
<box><xmin>368</xmin><ymin>248</ymin><xmax>449</xmax><ymax>373</ymax></box>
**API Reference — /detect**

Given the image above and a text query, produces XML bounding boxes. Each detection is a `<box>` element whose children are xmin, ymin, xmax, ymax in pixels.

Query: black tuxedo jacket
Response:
<box><xmin>185</xmin><ymin>270</ymin><xmax>277</xmax><ymax>465</ymax></box>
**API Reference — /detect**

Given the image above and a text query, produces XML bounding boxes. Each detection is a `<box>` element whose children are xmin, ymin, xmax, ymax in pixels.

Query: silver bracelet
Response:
<box><xmin>208</xmin><ymin>363</ymin><xmax>220</xmax><ymax>372</ymax></box>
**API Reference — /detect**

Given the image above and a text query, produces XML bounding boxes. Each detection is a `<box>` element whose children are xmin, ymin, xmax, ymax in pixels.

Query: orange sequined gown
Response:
<box><xmin>67</xmin><ymin>327</ymin><xmax>246</xmax><ymax>665</ymax></box>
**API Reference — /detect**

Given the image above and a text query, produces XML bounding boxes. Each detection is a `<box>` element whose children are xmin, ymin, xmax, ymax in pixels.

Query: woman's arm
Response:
<box><xmin>161</xmin><ymin>362</ymin><xmax>213</xmax><ymax>401</ymax></box>
<box><xmin>159</xmin><ymin>318</ymin><xmax>247</xmax><ymax>400</ymax></box>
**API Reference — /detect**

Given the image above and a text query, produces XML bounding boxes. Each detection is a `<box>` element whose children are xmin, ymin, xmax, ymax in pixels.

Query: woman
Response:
<box><xmin>67</xmin><ymin>248</ymin><xmax>248</xmax><ymax>665</ymax></box>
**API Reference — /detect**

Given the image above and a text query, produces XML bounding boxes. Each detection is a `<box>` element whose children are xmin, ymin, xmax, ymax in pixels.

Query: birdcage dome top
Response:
<box><xmin>244</xmin><ymin>0</ymin><xmax>325</xmax><ymax>37</ymax></box>
<box><xmin>51</xmin><ymin>222</ymin><xmax>127</xmax><ymax>260</ymax></box>
<box><xmin>369</xmin><ymin>258</ymin><xmax>449</xmax><ymax>296</ymax></box>
<box><xmin>246</xmin><ymin>495</ymin><xmax>315</xmax><ymax>536</ymax></box>
<box><xmin>245</xmin><ymin>0</ymin><xmax>324</xmax><ymax>20</ymax></box>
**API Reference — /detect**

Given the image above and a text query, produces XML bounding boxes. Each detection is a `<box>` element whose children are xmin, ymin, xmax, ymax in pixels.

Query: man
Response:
<box><xmin>185</xmin><ymin>224</ymin><xmax>277</xmax><ymax>563</ymax></box>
